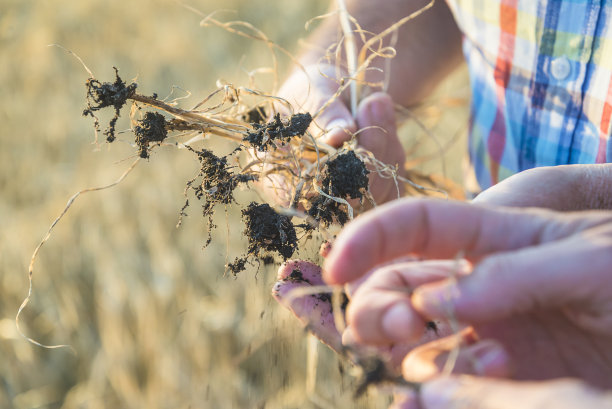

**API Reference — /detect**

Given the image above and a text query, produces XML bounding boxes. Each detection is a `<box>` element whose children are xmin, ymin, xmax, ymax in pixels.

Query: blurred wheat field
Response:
<box><xmin>0</xmin><ymin>0</ymin><xmax>469</xmax><ymax>408</ymax></box>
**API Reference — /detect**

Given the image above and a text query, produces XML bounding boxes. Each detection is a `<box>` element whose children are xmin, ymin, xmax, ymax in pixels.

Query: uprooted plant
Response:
<box><xmin>19</xmin><ymin>0</ymin><xmax>465</xmax><ymax>400</ymax></box>
<box><xmin>79</xmin><ymin>65</ymin><xmax>409</xmax><ymax>274</ymax></box>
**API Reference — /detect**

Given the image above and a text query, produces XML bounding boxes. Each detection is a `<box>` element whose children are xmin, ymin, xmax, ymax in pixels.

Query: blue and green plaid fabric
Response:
<box><xmin>446</xmin><ymin>0</ymin><xmax>612</xmax><ymax>189</ymax></box>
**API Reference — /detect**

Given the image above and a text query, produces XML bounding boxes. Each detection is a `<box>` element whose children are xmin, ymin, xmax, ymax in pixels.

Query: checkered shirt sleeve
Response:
<box><xmin>446</xmin><ymin>0</ymin><xmax>612</xmax><ymax>189</ymax></box>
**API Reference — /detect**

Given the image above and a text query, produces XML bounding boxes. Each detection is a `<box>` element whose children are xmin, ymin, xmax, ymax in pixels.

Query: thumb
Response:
<box><xmin>411</xmin><ymin>223</ymin><xmax>612</xmax><ymax>328</ymax></box>
<box><xmin>420</xmin><ymin>376</ymin><xmax>612</xmax><ymax>409</ymax></box>
<box><xmin>315</xmin><ymin>99</ymin><xmax>357</xmax><ymax>147</ymax></box>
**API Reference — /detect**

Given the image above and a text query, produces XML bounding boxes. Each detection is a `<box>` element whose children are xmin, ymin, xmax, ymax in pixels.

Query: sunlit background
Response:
<box><xmin>0</xmin><ymin>0</ymin><xmax>469</xmax><ymax>407</ymax></box>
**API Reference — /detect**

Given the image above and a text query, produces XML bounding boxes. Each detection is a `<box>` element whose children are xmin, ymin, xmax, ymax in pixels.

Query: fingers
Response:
<box><xmin>347</xmin><ymin>260</ymin><xmax>463</xmax><ymax>344</ymax></box>
<box><xmin>392</xmin><ymin>337</ymin><xmax>512</xmax><ymax>409</ymax></box>
<box><xmin>315</xmin><ymin>100</ymin><xmax>356</xmax><ymax>147</ymax></box>
<box><xmin>355</xmin><ymin>92</ymin><xmax>406</xmax><ymax>204</ymax></box>
<box><xmin>272</xmin><ymin>260</ymin><xmax>343</xmax><ymax>352</ymax></box>
<box><xmin>402</xmin><ymin>336</ymin><xmax>511</xmax><ymax>383</ymax></box>
<box><xmin>355</xmin><ymin>93</ymin><xmax>400</xmax><ymax>157</ymax></box>
<box><xmin>418</xmin><ymin>376</ymin><xmax>612</xmax><ymax>409</ymax></box>
<box><xmin>412</xmin><ymin>225</ymin><xmax>612</xmax><ymax>328</ymax></box>
<box><xmin>323</xmin><ymin>198</ymin><xmax>611</xmax><ymax>284</ymax></box>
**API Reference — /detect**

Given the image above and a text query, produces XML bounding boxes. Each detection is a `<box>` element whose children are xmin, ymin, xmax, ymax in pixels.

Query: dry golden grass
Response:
<box><xmin>0</xmin><ymin>0</ymin><xmax>469</xmax><ymax>408</ymax></box>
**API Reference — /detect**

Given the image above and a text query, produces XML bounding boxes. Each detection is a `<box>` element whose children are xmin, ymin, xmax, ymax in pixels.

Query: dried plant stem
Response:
<box><xmin>357</xmin><ymin>0</ymin><xmax>436</xmax><ymax>69</ymax></box>
<box><xmin>314</xmin><ymin>184</ymin><xmax>354</xmax><ymax>220</ymax></box>
<box><xmin>130</xmin><ymin>94</ymin><xmax>247</xmax><ymax>142</ymax></box>
<box><xmin>306</xmin><ymin>334</ymin><xmax>319</xmax><ymax>394</ymax></box>
<box><xmin>441</xmin><ymin>252</ymin><xmax>466</xmax><ymax>376</ymax></box>
<box><xmin>16</xmin><ymin>158</ymin><xmax>140</xmax><ymax>352</ymax></box>
<box><xmin>336</xmin><ymin>0</ymin><xmax>358</xmax><ymax>116</ymax></box>
<box><xmin>331</xmin><ymin>287</ymin><xmax>347</xmax><ymax>334</ymax></box>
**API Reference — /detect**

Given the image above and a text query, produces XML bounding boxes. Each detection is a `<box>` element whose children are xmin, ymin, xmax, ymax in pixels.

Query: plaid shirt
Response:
<box><xmin>446</xmin><ymin>0</ymin><xmax>612</xmax><ymax>189</ymax></box>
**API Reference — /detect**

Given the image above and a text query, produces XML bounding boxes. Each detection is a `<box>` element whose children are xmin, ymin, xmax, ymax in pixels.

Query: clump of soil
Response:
<box><xmin>302</xmin><ymin>151</ymin><xmax>369</xmax><ymax>229</ymax></box>
<box><xmin>306</xmin><ymin>195</ymin><xmax>349</xmax><ymax>228</ymax></box>
<box><xmin>181</xmin><ymin>148</ymin><xmax>257</xmax><ymax>246</ymax></box>
<box><xmin>227</xmin><ymin>258</ymin><xmax>248</xmax><ymax>276</ymax></box>
<box><xmin>321</xmin><ymin>151</ymin><xmax>369</xmax><ymax>200</ymax></box>
<box><xmin>244</xmin><ymin>112</ymin><xmax>312</xmax><ymax>151</ymax></box>
<box><xmin>243</xmin><ymin>202</ymin><xmax>298</xmax><ymax>260</ymax></box>
<box><xmin>83</xmin><ymin>67</ymin><xmax>137</xmax><ymax>142</ymax></box>
<box><xmin>228</xmin><ymin>203</ymin><xmax>298</xmax><ymax>275</ymax></box>
<box><xmin>134</xmin><ymin>112</ymin><xmax>168</xmax><ymax>158</ymax></box>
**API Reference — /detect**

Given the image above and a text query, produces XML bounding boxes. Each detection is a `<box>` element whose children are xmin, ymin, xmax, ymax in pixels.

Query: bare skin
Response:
<box><xmin>272</xmin><ymin>1</ymin><xmax>612</xmax><ymax>407</ymax></box>
<box><xmin>264</xmin><ymin>0</ymin><xmax>463</xmax><ymax>206</ymax></box>
<box><xmin>273</xmin><ymin>168</ymin><xmax>612</xmax><ymax>407</ymax></box>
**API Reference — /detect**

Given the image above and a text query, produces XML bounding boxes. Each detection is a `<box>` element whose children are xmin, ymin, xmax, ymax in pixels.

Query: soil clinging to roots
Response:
<box><xmin>134</xmin><ymin>112</ymin><xmax>168</xmax><ymax>158</ymax></box>
<box><xmin>306</xmin><ymin>195</ymin><xmax>349</xmax><ymax>227</ymax></box>
<box><xmin>321</xmin><ymin>151</ymin><xmax>369</xmax><ymax>200</ymax></box>
<box><xmin>83</xmin><ymin>67</ymin><xmax>137</xmax><ymax>142</ymax></box>
<box><xmin>244</xmin><ymin>112</ymin><xmax>312</xmax><ymax>151</ymax></box>
<box><xmin>243</xmin><ymin>202</ymin><xmax>298</xmax><ymax>260</ymax></box>
<box><xmin>181</xmin><ymin>148</ymin><xmax>257</xmax><ymax>247</ymax></box>
<box><xmin>228</xmin><ymin>203</ymin><xmax>298</xmax><ymax>275</ymax></box>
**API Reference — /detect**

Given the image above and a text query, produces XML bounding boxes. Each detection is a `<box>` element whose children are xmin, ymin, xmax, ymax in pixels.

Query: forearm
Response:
<box><xmin>298</xmin><ymin>0</ymin><xmax>464</xmax><ymax>107</ymax></box>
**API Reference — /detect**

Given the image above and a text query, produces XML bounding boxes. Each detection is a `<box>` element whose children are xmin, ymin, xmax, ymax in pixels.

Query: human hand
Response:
<box><xmin>272</xmin><ymin>257</ymin><xmax>455</xmax><ymax>372</ymax></box>
<box><xmin>326</xmin><ymin>198</ymin><xmax>612</xmax><ymax>388</ymax></box>
<box><xmin>392</xmin><ymin>376</ymin><xmax>612</xmax><ymax>409</ymax></box>
<box><xmin>262</xmin><ymin>64</ymin><xmax>406</xmax><ymax>207</ymax></box>
<box><xmin>473</xmin><ymin>164</ymin><xmax>612</xmax><ymax>211</ymax></box>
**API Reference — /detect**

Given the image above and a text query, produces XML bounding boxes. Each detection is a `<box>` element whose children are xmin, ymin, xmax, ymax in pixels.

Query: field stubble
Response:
<box><xmin>0</xmin><ymin>0</ymin><xmax>469</xmax><ymax>407</ymax></box>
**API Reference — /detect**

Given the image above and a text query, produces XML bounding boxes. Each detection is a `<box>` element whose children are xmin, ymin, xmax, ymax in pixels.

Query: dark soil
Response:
<box><xmin>227</xmin><ymin>257</ymin><xmax>248</xmax><ymax>276</ymax></box>
<box><xmin>227</xmin><ymin>204</ymin><xmax>298</xmax><ymax>275</ymax></box>
<box><xmin>426</xmin><ymin>321</ymin><xmax>439</xmax><ymax>336</ymax></box>
<box><xmin>321</xmin><ymin>151</ymin><xmax>369</xmax><ymax>200</ymax></box>
<box><xmin>83</xmin><ymin>67</ymin><xmax>137</xmax><ymax>142</ymax></box>
<box><xmin>134</xmin><ymin>112</ymin><xmax>168</xmax><ymax>158</ymax></box>
<box><xmin>306</xmin><ymin>195</ymin><xmax>349</xmax><ymax>228</ymax></box>
<box><xmin>242</xmin><ymin>203</ymin><xmax>298</xmax><ymax>260</ymax></box>
<box><xmin>181</xmin><ymin>148</ymin><xmax>257</xmax><ymax>247</ymax></box>
<box><xmin>260</xmin><ymin>255</ymin><xmax>276</xmax><ymax>265</ymax></box>
<box><xmin>244</xmin><ymin>112</ymin><xmax>312</xmax><ymax>151</ymax></box>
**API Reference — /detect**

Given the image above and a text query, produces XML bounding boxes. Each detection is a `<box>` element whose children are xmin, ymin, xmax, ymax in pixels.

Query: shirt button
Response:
<box><xmin>550</xmin><ymin>56</ymin><xmax>571</xmax><ymax>80</ymax></box>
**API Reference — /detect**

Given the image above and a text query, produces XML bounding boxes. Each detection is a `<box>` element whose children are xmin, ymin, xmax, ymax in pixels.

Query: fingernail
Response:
<box><xmin>469</xmin><ymin>341</ymin><xmax>510</xmax><ymax>376</ymax></box>
<box><xmin>370</xmin><ymin>99</ymin><xmax>393</xmax><ymax>125</ymax></box>
<box><xmin>412</xmin><ymin>283</ymin><xmax>457</xmax><ymax>318</ymax></box>
<box><xmin>326</xmin><ymin>118</ymin><xmax>351</xmax><ymax>133</ymax></box>
<box><xmin>322</xmin><ymin>119</ymin><xmax>353</xmax><ymax>146</ymax></box>
<box><xmin>421</xmin><ymin>377</ymin><xmax>459</xmax><ymax>408</ymax></box>
<box><xmin>382</xmin><ymin>302</ymin><xmax>419</xmax><ymax>342</ymax></box>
